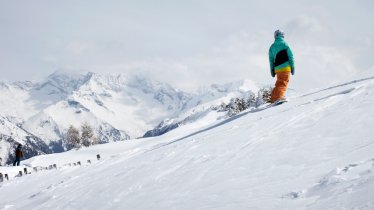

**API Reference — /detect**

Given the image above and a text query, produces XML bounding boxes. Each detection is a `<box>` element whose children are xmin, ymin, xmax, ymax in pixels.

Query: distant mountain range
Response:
<box><xmin>0</xmin><ymin>71</ymin><xmax>262</xmax><ymax>165</ymax></box>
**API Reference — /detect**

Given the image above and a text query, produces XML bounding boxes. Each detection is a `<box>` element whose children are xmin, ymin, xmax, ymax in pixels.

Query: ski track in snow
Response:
<box><xmin>0</xmin><ymin>75</ymin><xmax>374</xmax><ymax>209</ymax></box>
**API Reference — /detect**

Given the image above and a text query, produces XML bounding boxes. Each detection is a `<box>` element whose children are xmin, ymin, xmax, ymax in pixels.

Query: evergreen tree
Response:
<box><xmin>213</xmin><ymin>86</ymin><xmax>274</xmax><ymax>116</ymax></box>
<box><xmin>81</xmin><ymin>123</ymin><xmax>98</xmax><ymax>147</ymax></box>
<box><xmin>65</xmin><ymin>125</ymin><xmax>80</xmax><ymax>150</ymax></box>
<box><xmin>258</xmin><ymin>86</ymin><xmax>273</xmax><ymax>104</ymax></box>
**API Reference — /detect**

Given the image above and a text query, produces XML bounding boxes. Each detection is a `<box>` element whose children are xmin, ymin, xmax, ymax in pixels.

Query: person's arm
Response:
<box><xmin>286</xmin><ymin>45</ymin><xmax>295</xmax><ymax>75</ymax></box>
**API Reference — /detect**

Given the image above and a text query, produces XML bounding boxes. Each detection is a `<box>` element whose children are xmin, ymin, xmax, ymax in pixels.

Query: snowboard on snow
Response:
<box><xmin>272</xmin><ymin>98</ymin><xmax>288</xmax><ymax>106</ymax></box>
<box><xmin>255</xmin><ymin>99</ymin><xmax>288</xmax><ymax>111</ymax></box>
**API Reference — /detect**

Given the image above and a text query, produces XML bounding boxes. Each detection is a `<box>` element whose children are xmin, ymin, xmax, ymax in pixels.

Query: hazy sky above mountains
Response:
<box><xmin>1</xmin><ymin>0</ymin><xmax>373</xmax><ymax>92</ymax></box>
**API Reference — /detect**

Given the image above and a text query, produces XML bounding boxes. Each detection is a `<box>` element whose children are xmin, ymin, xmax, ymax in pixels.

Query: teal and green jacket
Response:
<box><xmin>268</xmin><ymin>36</ymin><xmax>295</xmax><ymax>77</ymax></box>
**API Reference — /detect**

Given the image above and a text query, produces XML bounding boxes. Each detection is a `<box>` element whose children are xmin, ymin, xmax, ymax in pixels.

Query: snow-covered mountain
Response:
<box><xmin>0</xmin><ymin>115</ymin><xmax>51</xmax><ymax>164</ymax></box>
<box><xmin>0</xmin><ymin>71</ymin><xmax>263</xmax><ymax>164</ymax></box>
<box><xmin>0</xmin><ymin>72</ymin><xmax>373</xmax><ymax>209</ymax></box>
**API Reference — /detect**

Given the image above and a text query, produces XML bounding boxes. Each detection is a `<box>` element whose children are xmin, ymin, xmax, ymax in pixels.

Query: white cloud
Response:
<box><xmin>89</xmin><ymin>31</ymin><xmax>272</xmax><ymax>92</ymax></box>
<box><xmin>282</xmin><ymin>16</ymin><xmax>359</xmax><ymax>90</ymax></box>
<box><xmin>285</xmin><ymin>16</ymin><xmax>333</xmax><ymax>43</ymax></box>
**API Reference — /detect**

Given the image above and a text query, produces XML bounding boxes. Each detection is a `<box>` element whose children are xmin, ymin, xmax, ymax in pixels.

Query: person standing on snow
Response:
<box><xmin>268</xmin><ymin>29</ymin><xmax>295</xmax><ymax>103</ymax></box>
<box><xmin>13</xmin><ymin>144</ymin><xmax>24</xmax><ymax>166</ymax></box>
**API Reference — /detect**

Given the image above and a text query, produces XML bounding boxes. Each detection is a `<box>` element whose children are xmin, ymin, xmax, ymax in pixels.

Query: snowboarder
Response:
<box><xmin>13</xmin><ymin>144</ymin><xmax>23</xmax><ymax>166</ymax></box>
<box><xmin>268</xmin><ymin>29</ymin><xmax>295</xmax><ymax>103</ymax></box>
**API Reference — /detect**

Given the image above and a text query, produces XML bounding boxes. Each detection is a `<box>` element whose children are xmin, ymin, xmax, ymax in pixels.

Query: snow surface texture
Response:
<box><xmin>0</xmin><ymin>71</ymin><xmax>261</xmax><ymax>164</ymax></box>
<box><xmin>0</xmin><ymin>73</ymin><xmax>373</xmax><ymax>209</ymax></box>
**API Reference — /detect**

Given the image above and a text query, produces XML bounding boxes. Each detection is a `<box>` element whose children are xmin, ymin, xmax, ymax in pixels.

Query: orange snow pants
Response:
<box><xmin>270</xmin><ymin>71</ymin><xmax>291</xmax><ymax>103</ymax></box>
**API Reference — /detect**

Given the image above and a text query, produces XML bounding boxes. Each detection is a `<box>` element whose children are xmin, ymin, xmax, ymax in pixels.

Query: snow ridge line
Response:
<box><xmin>299</xmin><ymin>75</ymin><xmax>374</xmax><ymax>98</ymax></box>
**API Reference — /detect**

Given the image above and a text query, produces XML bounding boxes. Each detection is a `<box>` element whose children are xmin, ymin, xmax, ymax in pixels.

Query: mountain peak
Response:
<box><xmin>35</xmin><ymin>71</ymin><xmax>93</xmax><ymax>95</ymax></box>
<box><xmin>47</xmin><ymin>70</ymin><xmax>93</xmax><ymax>84</ymax></box>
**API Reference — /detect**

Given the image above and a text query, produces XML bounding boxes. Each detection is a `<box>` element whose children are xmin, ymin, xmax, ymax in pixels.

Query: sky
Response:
<box><xmin>1</xmin><ymin>0</ymin><xmax>373</xmax><ymax>92</ymax></box>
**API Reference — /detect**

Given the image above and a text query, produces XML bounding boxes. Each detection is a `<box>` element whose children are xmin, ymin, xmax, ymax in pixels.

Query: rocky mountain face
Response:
<box><xmin>0</xmin><ymin>71</ymin><xmax>261</xmax><ymax>165</ymax></box>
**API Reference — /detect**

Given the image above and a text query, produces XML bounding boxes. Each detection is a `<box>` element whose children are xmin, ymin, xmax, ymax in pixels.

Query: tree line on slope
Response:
<box><xmin>214</xmin><ymin>86</ymin><xmax>273</xmax><ymax>116</ymax></box>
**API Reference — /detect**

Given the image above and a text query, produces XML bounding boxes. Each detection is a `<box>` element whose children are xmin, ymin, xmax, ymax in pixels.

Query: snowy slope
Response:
<box><xmin>0</xmin><ymin>74</ymin><xmax>373</xmax><ymax>209</ymax></box>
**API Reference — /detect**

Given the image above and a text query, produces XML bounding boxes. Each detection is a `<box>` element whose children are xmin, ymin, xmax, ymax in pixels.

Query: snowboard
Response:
<box><xmin>255</xmin><ymin>99</ymin><xmax>288</xmax><ymax>111</ymax></box>
<box><xmin>273</xmin><ymin>98</ymin><xmax>288</xmax><ymax>106</ymax></box>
